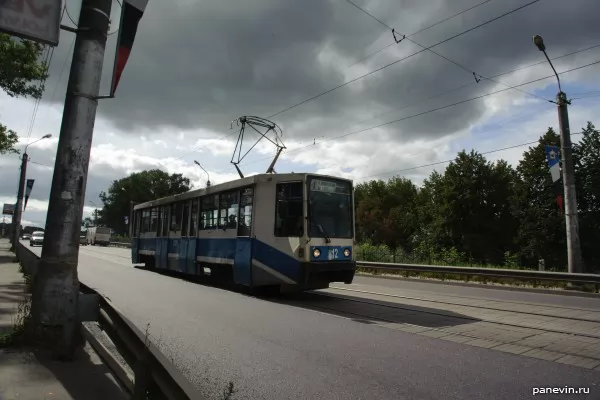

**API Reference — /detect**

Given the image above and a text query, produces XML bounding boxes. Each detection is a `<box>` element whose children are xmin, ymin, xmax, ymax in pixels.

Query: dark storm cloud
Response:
<box><xmin>0</xmin><ymin>146</ymin><xmax>120</xmax><ymax>207</ymax></box>
<box><xmin>41</xmin><ymin>0</ymin><xmax>600</xmax><ymax>144</ymax></box>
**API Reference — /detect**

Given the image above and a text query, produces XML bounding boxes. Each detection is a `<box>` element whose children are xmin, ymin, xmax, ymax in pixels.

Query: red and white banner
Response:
<box><xmin>111</xmin><ymin>0</ymin><xmax>148</xmax><ymax>96</ymax></box>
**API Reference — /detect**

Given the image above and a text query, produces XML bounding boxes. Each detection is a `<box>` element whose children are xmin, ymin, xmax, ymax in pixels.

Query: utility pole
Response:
<box><xmin>533</xmin><ymin>35</ymin><xmax>584</xmax><ymax>274</ymax></box>
<box><xmin>32</xmin><ymin>0</ymin><xmax>112</xmax><ymax>360</ymax></box>
<box><xmin>556</xmin><ymin>91</ymin><xmax>584</xmax><ymax>273</ymax></box>
<box><xmin>10</xmin><ymin>134</ymin><xmax>51</xmax><ymax>251</ymax></box>
<box><xmin>10</xmin><ymin>154</ymin><xmax>28</xmax><ymax>252</ymax></box>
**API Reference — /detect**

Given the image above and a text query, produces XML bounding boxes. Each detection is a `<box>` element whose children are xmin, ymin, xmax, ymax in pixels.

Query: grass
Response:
<box><xmin>355</xmin><ymin>266</ymin><xmax>600</xmax><ymax>293</ymax></box>
<box><xmin>0</xmin><ymin>267</ymin><xmax>33</xmax><ymax>348</ymax></box>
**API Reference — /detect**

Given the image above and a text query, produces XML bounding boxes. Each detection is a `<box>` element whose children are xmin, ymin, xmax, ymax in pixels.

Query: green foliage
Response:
<box><xmin>0</xmin><ymin>34</ymin><xmax>49</xmax><ymax>99</ymax></box>
<box><xmin>98</xmin><ymin>169</ymin><xmax>192</xmax><ymax>235</ymax></box>
<box><xmin>0</xmin><ymin>123</ymin><xmax>19</xmax><ymax>155</ymax></box>
<box><xmin>353</xmin><ymin>122</ymin><xmax>600</xmax><ymax>272</ymax></box>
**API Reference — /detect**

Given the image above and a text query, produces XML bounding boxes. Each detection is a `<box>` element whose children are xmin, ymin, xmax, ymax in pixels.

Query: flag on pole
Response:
<box><xmin>110</xmin><ymin>0</ymin><xmax>149</xmax><ymax>96</ymax></box>
<box><xmin>24</xmin><ymin>179</ymin><xmax>34</xmax><ymax>212</ymax></box>
<box><xmin>544</xmin><ymin>145</ymin><xmax>563</xmax><ymax>213</ymax></box>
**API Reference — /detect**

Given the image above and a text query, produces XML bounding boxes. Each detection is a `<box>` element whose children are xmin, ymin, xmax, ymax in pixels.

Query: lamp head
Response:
<box><xmin>533</xmin><ymin>35</ymin><xmax>545</xmax><ymax>52</ymax></box>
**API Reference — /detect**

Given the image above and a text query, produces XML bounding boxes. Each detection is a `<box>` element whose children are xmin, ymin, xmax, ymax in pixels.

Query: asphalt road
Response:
<box><xmin>24</xmin><ymin>242</ymin><xmax>600</xmax><ymax>399</ymax></box>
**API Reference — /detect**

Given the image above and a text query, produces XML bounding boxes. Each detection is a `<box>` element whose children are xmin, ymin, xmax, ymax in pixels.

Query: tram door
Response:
<box><xmin>233</xmin><ymin>187</ymin><xmax>254</xmax><ymax>286</ymax></box>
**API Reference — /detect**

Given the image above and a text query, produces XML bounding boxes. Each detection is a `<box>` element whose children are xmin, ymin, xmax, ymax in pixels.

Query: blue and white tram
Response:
<box><xmin>131</xmin><ymin>173</ymin><xmax>356</xmax><ymax>292</ymax></box>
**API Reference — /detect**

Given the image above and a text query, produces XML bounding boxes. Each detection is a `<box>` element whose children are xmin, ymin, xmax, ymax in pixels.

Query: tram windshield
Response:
<box><xmin>307</xmin><ymin>177</ymin><xmax>353</xmax><ymax>239</ymax></box>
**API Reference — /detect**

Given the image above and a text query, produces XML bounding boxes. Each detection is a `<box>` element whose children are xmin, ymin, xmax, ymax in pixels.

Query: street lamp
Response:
<box><xmin>11</xmin><ymin>134</ymin><xmax>52</xmax><ymax>249</ymax></box>
<box><xmin>194</xmin><ymin>160</ymin><xmax>211</xmax><ymax>187</ymax></box>
<box><xmin>532</xmin><ymin>35</ymin><xmax>583</xmax><ymax>274</ymax></box>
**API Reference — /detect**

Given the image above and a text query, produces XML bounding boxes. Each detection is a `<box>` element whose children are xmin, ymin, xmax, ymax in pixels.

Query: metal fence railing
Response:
<box><xmin>14</xmin><ymin>242</ymin><xmax>201</xmax><ymax>399</ymax></box>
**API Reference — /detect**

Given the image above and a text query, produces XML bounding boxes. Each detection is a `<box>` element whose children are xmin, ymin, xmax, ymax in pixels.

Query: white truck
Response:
<box><xmin>86</xmin><ymin>226</ymin><xmax>111</xmax><ymax>246</ymax></box>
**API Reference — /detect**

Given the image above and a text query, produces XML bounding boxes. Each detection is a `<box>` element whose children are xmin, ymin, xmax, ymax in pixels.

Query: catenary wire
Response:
<box><xmin>346</xmin><ymin>0</ymin><xmax>497</xmax><ymax>68</ymax></box>
<box><xmin>172</xmin><ymin>0</ymin><xmax>543</xmax><ymax>161</ymax></box>
<box><xmin>344</xmin><ymin>0</ymin><xmax>551</xmax><ymax>103</ymax></box>
<box><xmin>239</xmin><ymin>59</ymin><xmax>600</xmax><ymax>166</ymax></box>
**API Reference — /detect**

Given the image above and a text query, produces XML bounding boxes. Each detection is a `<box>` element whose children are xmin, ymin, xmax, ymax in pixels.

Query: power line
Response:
<box><xmin>50</xmin><ymin>36</ymin><xmax>76</xmax><ymax>102</ymax></box>
<box><xmin>292</xmin><ymin>43</ymin><xmax>600</xmax><ymax>161</ymax></box>
<box><xmin>25</xmin><ymin>45</ymin><xmax>55</xmax><ymax>143</ymax></box>
<box><xmin>240</xmin><ymin>59</ymin><xmax>600</xmax><ymax>166</ymax></box>
<box><xmin>173</xmin><ymin>0</ymin><xmax>542</xmax><ymax>161</ymax></box>
<box><xmin>266</xmin><ymin>0</ymin><xmax>543</xmax><ymax>120</ymax></box>
<box><xmin>344</xmin><ymin>0</ymin><xmax>550</xmax><ymax>103</ymax></box>
<box><xmin>356</xmin><ymin>132</ymin><xmax>586</xmax><ymax>180</ymax></box>
<box><xmin>346</xmin><ymin>0</ymin><xmax>496</xmax><ymax>68</ymax></box>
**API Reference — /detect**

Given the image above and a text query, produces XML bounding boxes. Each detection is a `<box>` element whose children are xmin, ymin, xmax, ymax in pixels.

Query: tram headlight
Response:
<box><xmin>344</xmin><ymin>248</ymin><xmax>351</xmax><ymax>257</ymax></box>
<box><xmin>313</xmin><ymin>248</ymin><xmax>321</xmax><ymax>258</ymax></box>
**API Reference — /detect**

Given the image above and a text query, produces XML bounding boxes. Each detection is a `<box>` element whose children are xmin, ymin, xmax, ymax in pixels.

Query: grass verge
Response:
<box><xmin>355</xmin><ymin>267</ymin><xmax>600</xmax><ymax>293</ymax></box>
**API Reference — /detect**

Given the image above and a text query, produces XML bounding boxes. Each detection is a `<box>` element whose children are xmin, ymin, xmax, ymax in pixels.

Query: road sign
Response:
<box><xmin>2</xmin><ymin>203</ymin><xmax>15</xmax><ymax>215</ymax></box>
<box><xmin>0</xmin><ymin>0</ymin><xmax>62</xmax><ymax>46</ymax></box>
<box><xmin>124</xmin><ymin>216</ymin><xmax>129</xmax><ymax>225</ymax></box>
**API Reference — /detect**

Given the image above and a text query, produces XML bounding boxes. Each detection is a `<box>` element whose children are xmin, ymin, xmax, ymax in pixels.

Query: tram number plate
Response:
<box><xmin>328</xmin><ymin>248</ymin><xmax>339</xmax><ymax>260</ymax></box>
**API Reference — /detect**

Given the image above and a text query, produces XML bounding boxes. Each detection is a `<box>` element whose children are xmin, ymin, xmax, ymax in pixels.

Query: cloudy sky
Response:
<box><xmin>1</xmin><ymin>0</ymin><xmax>599</xmax><ymax>228</ymax></box>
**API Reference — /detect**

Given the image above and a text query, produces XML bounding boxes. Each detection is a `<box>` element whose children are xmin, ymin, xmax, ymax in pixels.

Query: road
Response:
<box><xmin>25</xmin><ymin>242</ymin><xmax>600</xmax><ymax>399</ymax></box>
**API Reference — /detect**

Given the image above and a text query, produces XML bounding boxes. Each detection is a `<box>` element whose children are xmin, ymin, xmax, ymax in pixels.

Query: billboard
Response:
<box><xmin>0</xmin><ymin>0</ymin><xmax>62</xmax><ymax>46</ymax></box>
<box><xmin>2</xmin><ymin>203</ymin><xmax>15</xmax><ymax>215</ymax></box>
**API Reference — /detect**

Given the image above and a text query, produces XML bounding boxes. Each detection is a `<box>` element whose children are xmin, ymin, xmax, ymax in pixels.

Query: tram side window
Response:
<box><xmin>219</xmin><ymin>191</ymin><xmax>239</xmax><ymax>229</ymax></box>
<box><xmin>275</xmin><ymin>182</ymin><xmax>304</xmax><ymax>237</ymax></box>
<box><xmin>201</xmin><ymin>195</ymin><xmax>218</xmax><ymax>229</ymax></box>
<box><xmin>238</xmin><ymin>188</ymin><xmax>253</xmax><ymax>236</ymax></box>
<box><xmin>134</xmin><ymin>210</ymin><xmax>141</xmax><ymax>236</ymax></box>
<box><xmin>190</xmin><ymin>199</ymin><xmax>199</xmax><ymax>236</ymax></box>
<box><xmin>141</xmin><ymin>209</ymin><xmax>151</xmax><ymax>233</ymax></box>
<box><xmin>170</xmin><ymin>202</ymin><xmax>182</xmax><ymax>232</ymax></box>
<box><xmin>181</xmin><ymin>201</ymin><xmax>190</xmax><ymax>236</ymax></box>
<box><xmin>161</xmin><ymin>206</ymin><xmax>169</xmax><ymax>237</ymax></box>
<box><xmin>150</xmin><ymin>207</ymin><xmax>158</xmax><ymax>233</ymax></box>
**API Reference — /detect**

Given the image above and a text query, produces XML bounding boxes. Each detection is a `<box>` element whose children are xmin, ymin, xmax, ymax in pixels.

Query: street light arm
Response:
<box><xmin>542</xmin><ymin>50</ymin><xmax>562</xmax><ymax>93</ymax></box>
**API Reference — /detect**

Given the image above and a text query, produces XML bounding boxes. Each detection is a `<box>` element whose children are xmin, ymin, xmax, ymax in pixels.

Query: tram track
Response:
<box><xmin>327</xmin><ymin>286</ymin><xmax>600</xmax><ymax>324</ymax></box>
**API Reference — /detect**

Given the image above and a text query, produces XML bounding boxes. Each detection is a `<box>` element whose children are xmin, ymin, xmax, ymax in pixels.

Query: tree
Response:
<box><xmin>354</xmin><ymin>177</ymin><xmax>419</xmax><ymax>251</ymax></box>
<box><xmin>0</xmin><ymin>123</ymin><xmax>19</xmax><ymax>154</ymax></box>
<box><xmin>428</xmin><ymin>150</ymin><xmax>518</xmax><ymax>265</ymax></box>
<box><xmin>0</xmin><ymin>34</ymin><xmax>49</xmax><ymax>154</ymax></box>
<box><xmin>573</xmin><ymin>122</ymin><xmax>600</xmax><ymax>270</ymax></box>
<box><xmin>513</xmin><ymin>128</ymin><xmax>566</xmax><ymax>270</ymax></box>
<box><xmin>98</xmin><ymin>169</ymin><xmax>192</xmax><ymax>235</ymax></box>
<box><xmin>0</xmin><ymin>34</ymin><xmax>49</xmax><ymax>98</ymax></box>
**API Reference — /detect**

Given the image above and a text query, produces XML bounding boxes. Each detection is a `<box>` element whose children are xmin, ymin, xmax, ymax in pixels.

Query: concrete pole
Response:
<box><xmin>10</xmin><ymin>153</ymin><xmax>28</xmax><ymax>252</ymax></box>
<box><xmin>32</xmin><ymin>0</ymin><xmax>112</xmax><ymax>360</ymax></box>
<box><xmin>556</xmin><ymin>92</ymin><xmax>584</xmax><ymax>274</ymax></box>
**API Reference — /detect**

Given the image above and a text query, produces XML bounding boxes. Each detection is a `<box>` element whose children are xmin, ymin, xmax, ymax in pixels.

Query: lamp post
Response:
<box><xmin>11</xmin><ymin>134</ymin><xmax>52</xmax><ymax>249</ymax></box>
<box><xmin>533</xmin><ymin>35</ymin><xmax>584</xmax><ymax>274</ymax></box>
<box><xmin>194</xmin><ymin>160</ymin><xmax>211</xmax><ymax>187</ymax></box>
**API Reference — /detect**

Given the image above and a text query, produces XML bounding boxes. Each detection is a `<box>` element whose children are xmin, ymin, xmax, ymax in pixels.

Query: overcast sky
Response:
<box><xmin>1</xmin><ymin>0</ymin><xmax>599</xmax><ymax>228</ymax></box>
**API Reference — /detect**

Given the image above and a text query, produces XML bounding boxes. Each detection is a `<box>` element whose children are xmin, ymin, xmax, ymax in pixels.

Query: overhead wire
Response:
<box><xmin>239</xmin><ymin>59</ymin><xmax>600</xmax><ymax>166</ymax></box>
<box><xmin>172</xmin><ymin>0</ymin><xmax>544</xmax><ymax>162</ymax></box>
<box><xmin>239</xmin><ymin>42</ymin><xmax>600</xmax><ymax>167</ymax></box>
<box><xmin>344</xmin><ymin>0</ymin><xmax>551</xmax><ymax>103</ymax></box>
<box><xmin>265</xmin><ymin>0</ymin><xmax>543</xmax><ymax>120</ymax></box>
<box><xmin>346</xmin><ymin>0</ymin><xmax>496</xmax><ymax>68</ymax></box>
<box><xmin>356</xmin><ymin>131</ymin><xmax>586</xmax><ymax>180</ymax></box>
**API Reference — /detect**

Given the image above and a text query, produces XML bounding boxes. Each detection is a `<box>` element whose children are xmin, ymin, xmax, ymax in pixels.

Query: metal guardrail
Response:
<box><xmin>106</xmin><ymin>241</ymin><xmax>600</xmax><ymax>289</ymax></box>
<box><xmin>356</xmin><ymin>261</ymin><xmax>600</xmax><ymax>288</ymax></box>
<box><xmin>14</xmin><ymin>242</ymin><xmax>201</xmax><ymax>399</ymax></box>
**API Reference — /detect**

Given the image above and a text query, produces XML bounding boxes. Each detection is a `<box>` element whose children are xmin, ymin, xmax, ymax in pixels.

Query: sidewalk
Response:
<box><xmin>0</xmin><ymin>239</ymin><xmax>129</xmax><ymax>400</ymax></box>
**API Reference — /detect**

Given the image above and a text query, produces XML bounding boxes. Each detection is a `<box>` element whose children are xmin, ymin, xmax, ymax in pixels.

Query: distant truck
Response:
<box><xmin>86</xmin><ymin>226</ymin><xmax>111</xmax><ymax>246</ymax></box>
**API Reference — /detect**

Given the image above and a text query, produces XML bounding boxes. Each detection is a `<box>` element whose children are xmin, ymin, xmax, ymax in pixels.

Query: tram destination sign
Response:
<box><xmin>0</xmin><ymin>0</ymin><xmax>61</xmax><ymax>46</ymax></box>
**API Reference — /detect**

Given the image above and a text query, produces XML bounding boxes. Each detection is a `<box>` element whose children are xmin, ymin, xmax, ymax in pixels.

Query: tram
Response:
<box><xmin>131</xmin><ymin>172</ymin><xmax>356</xmax><ymax>292</ymax></box>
